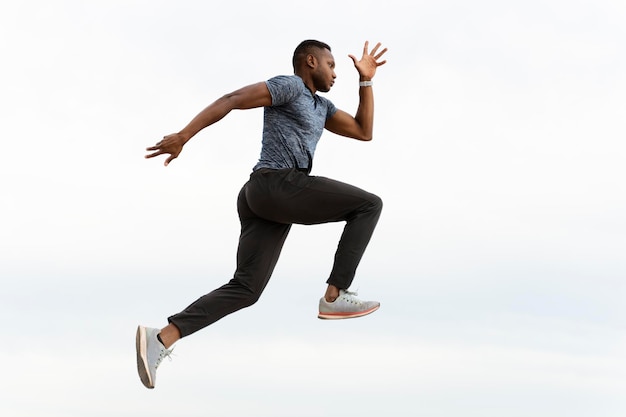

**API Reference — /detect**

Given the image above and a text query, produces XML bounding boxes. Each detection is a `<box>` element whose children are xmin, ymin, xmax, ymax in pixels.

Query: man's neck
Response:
<box><xmin>294</xmin><ymin>72</ymin><xmax>316</xmax><ymax>94</ymax></box>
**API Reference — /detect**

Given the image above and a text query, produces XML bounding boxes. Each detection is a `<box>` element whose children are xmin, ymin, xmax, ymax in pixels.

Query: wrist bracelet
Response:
<box><xmin>359</xmin><ymin>80</ymin><xmax>373</xmax><ymax>87</ymax></box>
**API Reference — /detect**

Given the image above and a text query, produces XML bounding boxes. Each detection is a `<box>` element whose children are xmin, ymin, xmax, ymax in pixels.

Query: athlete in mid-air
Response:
<box><xmin>137</xmin><ymin>39</ymin><xmax>388</xmax><ymax>389</ymax></box>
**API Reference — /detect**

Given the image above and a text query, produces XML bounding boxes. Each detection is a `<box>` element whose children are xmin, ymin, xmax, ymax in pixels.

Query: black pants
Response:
<box><xmin>168</xmin><ymin>168</ymin><xmax>383</xmax><ymax>337</ymax></box>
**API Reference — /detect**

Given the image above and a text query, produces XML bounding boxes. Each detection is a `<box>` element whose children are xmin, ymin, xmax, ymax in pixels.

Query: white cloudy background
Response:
<box><xmin>1</xmin><ymin>0</ymin><xmax>625</xmax><ymax>416</ymax></box>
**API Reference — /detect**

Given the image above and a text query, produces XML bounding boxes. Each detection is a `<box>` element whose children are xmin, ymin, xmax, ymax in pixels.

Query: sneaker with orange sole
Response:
<box><xmin>318</xmin><ymin>289</ymin><xmax>380</xmax><ymax>319</ymax></box>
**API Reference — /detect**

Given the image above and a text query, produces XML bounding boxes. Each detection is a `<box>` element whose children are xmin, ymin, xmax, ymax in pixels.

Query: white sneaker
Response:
<box><xmin>136</xmin><ymin>326</ymin><xmax>173</xmax><ymax>389</ymax></box>
<box><xmin>318</xmin><ymin>289</ymin><xmax>380</xmax><ymax>320</ymax></box>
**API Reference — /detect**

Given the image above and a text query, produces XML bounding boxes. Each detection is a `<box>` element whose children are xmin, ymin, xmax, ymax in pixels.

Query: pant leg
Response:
<box><xmin>168</xmin><ymin>182</ymin><xmax>291</xmax><ymax>338</ymax></box>
<box><xmin>245</xmin><ymin>169</ymin><xmax>383</xmax><ymax>289</ymax></box>
<box><xmin>167</xmin><ymin>168</ymin><xmax>382</xmax><ymax>337</ymax></box>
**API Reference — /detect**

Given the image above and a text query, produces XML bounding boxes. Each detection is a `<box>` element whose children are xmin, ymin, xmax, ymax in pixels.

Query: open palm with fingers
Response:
<box><xmin>349</xmin><ymin>41</ymin><xmax>388</xmax><ymax>80</ymax></box>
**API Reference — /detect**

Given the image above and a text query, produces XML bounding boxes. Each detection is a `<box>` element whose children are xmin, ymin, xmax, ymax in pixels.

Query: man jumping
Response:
<box><xmin>137</xmin><ymin>40</ymin><xmax>388</xmax><ymax>389</ymax></box>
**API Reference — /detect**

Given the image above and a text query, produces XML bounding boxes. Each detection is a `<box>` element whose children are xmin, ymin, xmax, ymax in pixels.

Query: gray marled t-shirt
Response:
<box><xmin>253</xmin><ymin>75</ymin><xmax>337</xmax><ymax>172</ymax></box>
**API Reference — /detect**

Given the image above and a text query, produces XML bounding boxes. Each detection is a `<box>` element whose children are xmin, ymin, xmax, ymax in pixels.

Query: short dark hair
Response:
<box><xmin>292</xmin><ymin>40</ymin><xmax>332</xmax><ymax>71</ymax></box>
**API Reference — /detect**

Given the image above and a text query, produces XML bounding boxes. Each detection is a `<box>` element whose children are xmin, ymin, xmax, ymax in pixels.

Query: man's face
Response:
<box><xmin>312</xmin><ymin>48</ymin><xmax>337</xmax><ymax>93</ymax></box>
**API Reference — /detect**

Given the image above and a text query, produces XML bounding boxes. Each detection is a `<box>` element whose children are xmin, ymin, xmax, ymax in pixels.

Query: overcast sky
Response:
<box><xmin>1</xmin><ymin>0</ymin><xmax>625</xmax><ymax>416</ymax></box>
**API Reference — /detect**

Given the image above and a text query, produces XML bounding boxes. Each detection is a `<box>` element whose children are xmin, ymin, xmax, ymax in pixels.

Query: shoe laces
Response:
<box><xmin>340</xmin><ymin>289</ymin><xmax>363</xmax><ymax>305</ymax></box>
<box><xmin>156</xmin><ymin>346</ymin><xmax>175</xmax><ymax>369</ymax></box>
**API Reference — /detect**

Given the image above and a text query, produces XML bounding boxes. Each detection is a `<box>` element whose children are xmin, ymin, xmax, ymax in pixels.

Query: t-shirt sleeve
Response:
<box><xmin>324</xmin><ymin>99</ymin><xmax>338</xmax><ymax>120</ymax></box>
<box><xmin>265</xmin><ymin>75</ymin><xmax>301</xmax><ymax>106</ymax></box>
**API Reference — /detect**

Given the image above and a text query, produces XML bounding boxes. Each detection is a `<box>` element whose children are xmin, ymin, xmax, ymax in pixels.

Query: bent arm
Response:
<box><xmin>324</xmin><ymin>41</ymin><xmax>387</xmax><ymax>142</ymax></box>
<box><xmin>324</xmin><ymin>84</ymin><xmax>375</xmax><ymax>141</ymax></box>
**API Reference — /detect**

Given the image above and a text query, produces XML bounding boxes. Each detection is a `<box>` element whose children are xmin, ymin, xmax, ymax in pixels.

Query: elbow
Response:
<box><xmin>359</xmin><ymin>125</ymin><xmax>374</xmax><ymax>141</ymax></box>
<box><xmin>352</xmin><ymin>127</ymin><xmax>373</xmax><ymax>141</ymax></box>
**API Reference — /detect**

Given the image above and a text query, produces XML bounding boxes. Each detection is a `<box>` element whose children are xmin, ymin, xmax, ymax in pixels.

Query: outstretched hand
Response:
<box><xmin>145</xmin><ymin>133</ymin><xmax>187</xmax><ymax>166</ymax></box>
<box><xmin>348</xmin><ymin>41</ymin><xmax>388</xmax><ymax>80</ymax></box>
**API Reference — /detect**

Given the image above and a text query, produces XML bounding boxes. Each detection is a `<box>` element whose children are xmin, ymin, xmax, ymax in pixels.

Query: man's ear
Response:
<box><xmin>306</xmin><ymin>54</ymin><xmax>317</xmax><ymax>68</ymax></box>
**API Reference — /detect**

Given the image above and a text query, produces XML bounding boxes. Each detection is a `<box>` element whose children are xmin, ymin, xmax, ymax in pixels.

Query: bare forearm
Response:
<box><xmin>354</xmin><ymin>84</ymin><xmax>375</xmax><ymax>139</ymax></box>
<box><xmin>324</xmin><ymin>84</ymin><xmax>376</xmax><ymax>141</ymax></box>
<box><xmin>178</xmin><ymin>96</ymin><xmax>234</xmax><ymax>143</ymax></box>
<box><xmin>177</xmin><ymin>82</ymin><xmax>271</xmax><ymax>143</ymax></box>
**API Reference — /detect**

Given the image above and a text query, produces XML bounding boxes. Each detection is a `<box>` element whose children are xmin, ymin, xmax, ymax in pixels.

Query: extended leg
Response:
<box><xmin>166</xmin><ymin>186</ymin><xmax>291</xmax><ymax>338</ymax></box>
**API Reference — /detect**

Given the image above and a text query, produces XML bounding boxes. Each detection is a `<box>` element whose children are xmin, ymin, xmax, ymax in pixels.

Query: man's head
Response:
<box><xmin>292</xmin><ymin>40</ymin><xmax>336</xmax><ymax>93</ymax></box>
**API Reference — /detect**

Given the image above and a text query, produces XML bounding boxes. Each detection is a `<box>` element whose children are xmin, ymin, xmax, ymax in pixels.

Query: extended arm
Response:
<box><xmin>324</xmin><ymin>41</ymin><xmax>387</xmax><ymax>141</ymax></box>
<box><xmin>146</xmin><ymin>82</ymin><xmax>272</xmax><ymax>166</ymax></box>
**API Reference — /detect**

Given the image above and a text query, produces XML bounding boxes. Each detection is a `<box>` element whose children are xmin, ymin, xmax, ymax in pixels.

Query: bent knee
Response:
<box><xmin>369</xmin><ymin>194</ymin><xmax>383</xmax><ymax>213</ymax></box>
<box><xmin>242</xmin><ymin>291</ymin><xmax>262</xmax><ymax>308</ymax></box>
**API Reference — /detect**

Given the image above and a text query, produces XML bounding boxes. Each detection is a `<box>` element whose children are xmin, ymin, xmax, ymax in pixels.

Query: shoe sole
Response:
<box><xmin>317</xmin><ymin>304</ymin><xmax>380</xmax><ymax>320</ymax></box>
<box><xmin>136</xmin><ymin>326</ymin><xmax>155</xmax><ymax>389</ymax></box>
